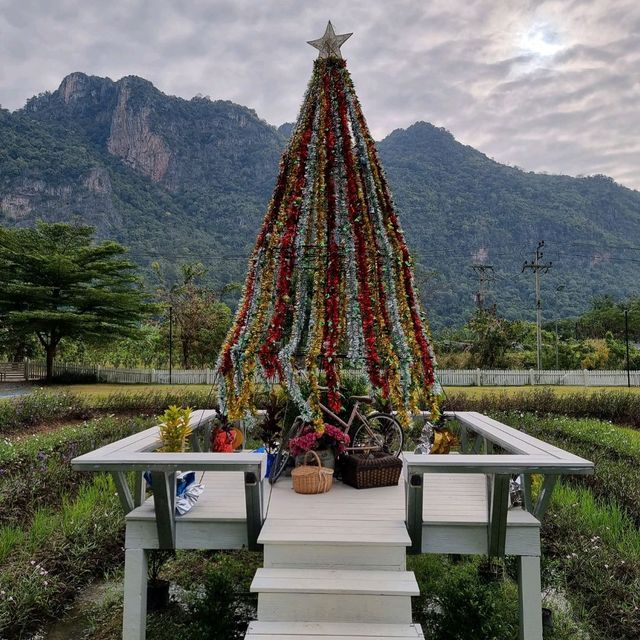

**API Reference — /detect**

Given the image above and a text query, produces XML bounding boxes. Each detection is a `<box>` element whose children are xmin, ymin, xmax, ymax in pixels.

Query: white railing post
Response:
<box><xmin>151</xmin><ymin>369</ymin><xmax>157</xmax><ymax>384</ymax></box>
<box><xmin>583</xmin><ymin>369</ymin><xmax>588</xmax><ymax>386</ymax></box>
<box><xmin>476</xmin><ymin>368</ymin><xmax>481</xmax><ymax>386</ymax></box>
<box><xmin>529</xmin><ymin>369</ymin><xmax>534</xmax><ymax>386</ymax></box>
<box><xmin>24</xmin><ymin>358</ymin><xmax>29</xmax><ymax>381</ymax></box>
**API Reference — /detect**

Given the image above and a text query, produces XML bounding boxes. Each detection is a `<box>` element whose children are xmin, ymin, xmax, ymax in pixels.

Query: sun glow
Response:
<box><xmin>519</xmin><ymin>23</ymin><xmax>564</xmax><ymax>57</ymax></box>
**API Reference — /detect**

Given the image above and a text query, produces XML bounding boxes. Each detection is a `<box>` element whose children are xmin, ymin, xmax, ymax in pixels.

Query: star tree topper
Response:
<box><xmin>307</xmin><ymin>21</ymin><xmax>353</xmax><ymax>59</ymax></box>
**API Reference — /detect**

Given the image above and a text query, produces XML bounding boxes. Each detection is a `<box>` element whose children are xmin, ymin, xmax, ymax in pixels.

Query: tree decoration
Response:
<box><xmin>215</xmin><ymin>23</ymin><xmax>441</xmax><ymax>427</ymax></box>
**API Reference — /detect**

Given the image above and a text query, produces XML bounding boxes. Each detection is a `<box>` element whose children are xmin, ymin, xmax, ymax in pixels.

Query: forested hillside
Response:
<box><xmin>2</xmin><ymin>72</ymin><xmax>640</xmax><ymax>329</ymax></box>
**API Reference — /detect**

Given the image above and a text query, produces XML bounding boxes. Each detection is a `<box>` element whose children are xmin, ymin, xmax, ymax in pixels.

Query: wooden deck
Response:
<box><xmin>72</xmin><ymin>409</ymin><xmax>594</xmax><ymax>640</ymax></box>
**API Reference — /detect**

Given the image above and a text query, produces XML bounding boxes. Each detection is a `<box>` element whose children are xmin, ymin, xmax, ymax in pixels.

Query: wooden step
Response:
<box><xmin>245</xmin><ymin>621</ymin><xmax>425</xmax><ymax>639</ymax></box>
<box><xmin>260</xmin><ymin>519</ymin><xmax>410</xmax><ymax>570</ymax></box>
<box><xmin>259</xmin><ymin>519</ymin><xmax>411</xmax><ymax>546</ymax></box>
<box><xmin>252</xmin><ymin>568</ymin><xmax>418</xmax><ymax>624</ymax></box>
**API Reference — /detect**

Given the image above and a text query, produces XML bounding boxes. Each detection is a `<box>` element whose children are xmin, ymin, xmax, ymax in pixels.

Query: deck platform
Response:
<box><xmin>72</xmin><ymin>409</ymin><xmax>594</xmax><ymax>640</ymax></box>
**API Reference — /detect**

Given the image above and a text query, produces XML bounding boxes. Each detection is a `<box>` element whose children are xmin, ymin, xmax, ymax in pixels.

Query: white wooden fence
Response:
<box><xmin>4</xmin><ymin>361</ymin><xmax>639</xmax><ymax>387</ymax></box>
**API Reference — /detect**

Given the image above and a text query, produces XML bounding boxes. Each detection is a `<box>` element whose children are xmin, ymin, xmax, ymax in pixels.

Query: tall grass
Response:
<box><xmin>0</xmin><ymin>415</ymin><xmax>154</xmax><ymax>527</ymax></box>
<box><xmin>543</xmin><ymin>481</ymin><xmax>640</xmax><ymax>638</ymax></box>
<box><xmin>0</xmin><ymin>474</ymin><xmax>124</xmax><ymax>638</ymax></box>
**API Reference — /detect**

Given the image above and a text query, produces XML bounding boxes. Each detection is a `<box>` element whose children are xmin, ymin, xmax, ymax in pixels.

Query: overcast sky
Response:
<box><xmin>1</xmin><ymin>0</ymin><xmax>639</xmax><ymax>189</ymax></box>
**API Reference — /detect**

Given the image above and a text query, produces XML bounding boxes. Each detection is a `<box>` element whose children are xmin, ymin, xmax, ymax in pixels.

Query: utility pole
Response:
<box><xmin>169</xmin><ymin>304</ymin><xmax>173</xmax><ymax>385</ymax></box>
<box><xmin>625</xmin><ymin>308</ymin><xmax>631</xmax><ymax>388</ymax></box>
<box><xmin>522</xmin><ymin>241</ymin><xmax>552</xmax><ymax>370</ymax></box>
<box><xmin>472</xmin><ymin>264</ymin><xmax>495</xmax><ymax>311</ymax></box>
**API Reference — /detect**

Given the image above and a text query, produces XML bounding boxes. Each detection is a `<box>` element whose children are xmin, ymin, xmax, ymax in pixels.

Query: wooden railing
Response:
<box><xmin>404</xmin><ymin>411</ymin><xmax>594</xmax><ymax>555</ymax></box>
<box><xmin>71</xmin><ymin>410</ymin><xmax>267</xmax><ymax>550</ymax></box>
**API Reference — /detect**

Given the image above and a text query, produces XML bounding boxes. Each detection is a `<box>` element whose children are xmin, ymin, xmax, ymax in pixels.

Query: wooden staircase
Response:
<box><xmin>246</xmin><ymin>496</ymin><xmax>424</xmax><ymax>640</ymax></box>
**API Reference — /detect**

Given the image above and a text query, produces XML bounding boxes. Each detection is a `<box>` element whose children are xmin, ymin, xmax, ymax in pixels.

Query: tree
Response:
<box><xmin>155</xmin><ymin>262</ymin><xmax>232</xmax><ymax>368</ymax></box>
<box><xmin>467</xmin><ymin>310</ymin><xmax>517</xmax><ymax>368</ymax></box>
<box><xmin>0</xmin><ymin>222</ymin><xmax>152</xmax><ymax>380</ymax></box>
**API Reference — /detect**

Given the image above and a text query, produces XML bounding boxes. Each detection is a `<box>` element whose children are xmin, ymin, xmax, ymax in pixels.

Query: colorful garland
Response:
<box><xmin>216</xmin><ymin>58</ymin><xmax>441</xmax><ymax>426</ymax></box>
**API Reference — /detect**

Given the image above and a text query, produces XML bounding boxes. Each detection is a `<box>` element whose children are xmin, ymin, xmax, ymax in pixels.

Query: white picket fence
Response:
<box><xmin>5</xmin><ymin>361</ymin><xmax>640</xmax><ymax>387</ymax></box>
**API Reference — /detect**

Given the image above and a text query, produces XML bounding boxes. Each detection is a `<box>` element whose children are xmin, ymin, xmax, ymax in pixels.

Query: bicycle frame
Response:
<box><xmin>317</xmin><ymin>398</ymin><xmax>377</xmax><ymax>449</ymax></box>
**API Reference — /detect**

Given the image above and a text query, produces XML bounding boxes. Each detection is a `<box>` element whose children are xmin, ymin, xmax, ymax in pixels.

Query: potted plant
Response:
<box><xmin>256</xmin><ymin>388</ymin><xmax>287</xmax><ymax>475</ymax></box>
<box><xmin>210</xmin><ymin>413</ymin><xmax>236</xmax><ymax>452</ymax></box>
<box><xmin>158</xmin><ymin>405</ymin><xmax>193</xmax><ymax>452</ymax></box>
<box><xmin>147</xmin><ymin>550</ymin><xmax>173</xmax><ymax>611</ymax></box>
<box><xmin>289</xmin><ymin>423</ymin><xmax>350</xmax><ymax>469</ymax></box>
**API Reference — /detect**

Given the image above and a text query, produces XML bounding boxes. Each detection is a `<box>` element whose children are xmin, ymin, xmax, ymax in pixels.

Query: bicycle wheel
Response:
<box><xmin>269</xmin><ymin>416</ymin><xmax>304</xmax><ymax>484</ymax></box>
<box><xmin>352</xmin><ymin>412</ymin><xmax>404</xmax><ymax>456</ymax></box>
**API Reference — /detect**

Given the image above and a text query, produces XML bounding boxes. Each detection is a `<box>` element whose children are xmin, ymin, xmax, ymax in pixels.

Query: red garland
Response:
<box><xmin>333</xmin><ymin>66</ymin><xmax>384</xmax><ymax>391</ymax></box>
<box><xmin>219</xmin><ymin>141</ymin><xmax>296</xmax><ymax>374</ymax></box>
<box><xmin>366</xmin><ymin>135</ymin><xmax>435</xmax><ymax>385</ymax></box>
<box><xmin>348</xmin><ymin>81</ymin><xmax>435</xmax><ymax>386</ymax></box>
<box><xmin>258</xmin><ymin>93</ymin><xmax>317</xmax><ymax>377</ymax></box>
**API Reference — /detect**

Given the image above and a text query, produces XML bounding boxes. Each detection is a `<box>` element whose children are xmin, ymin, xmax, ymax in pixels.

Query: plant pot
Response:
<box><xmin>295</xmin><ymin>448</ymin><xmax>335</xmax><ymax>469</ymax></box>
<box><xmin>147</xmin><ymin>578</ymin><xmax>170</xmax><ymax>611</ymax></box>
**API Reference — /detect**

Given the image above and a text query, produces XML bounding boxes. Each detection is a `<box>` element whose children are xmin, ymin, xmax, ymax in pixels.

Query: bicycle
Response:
<box><xmin>269</xmin><ymin>387</ymin><xmax>403</xmax><ymax>484</ymax></box>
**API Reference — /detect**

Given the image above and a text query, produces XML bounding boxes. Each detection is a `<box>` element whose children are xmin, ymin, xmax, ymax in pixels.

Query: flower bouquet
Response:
<box><xmin>289</xmin><ymin>423</ymin><xmax>350</xmax><ymax>470</ymax></box>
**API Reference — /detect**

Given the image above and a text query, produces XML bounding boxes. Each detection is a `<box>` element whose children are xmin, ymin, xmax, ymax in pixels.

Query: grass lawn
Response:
<box><xmin>47</xmin><ymin>383</ymin><xmax>213</xmax><ymax>397</ymax></box>
<box><xmin>445</xmin><ymin>384</ymin><xmax>640</xmax><ymax>397</ymax></box>
<box><xmin>43</xmin><ymin>382</ymin><xmax>640</xmax><ymax>400</ymax></box>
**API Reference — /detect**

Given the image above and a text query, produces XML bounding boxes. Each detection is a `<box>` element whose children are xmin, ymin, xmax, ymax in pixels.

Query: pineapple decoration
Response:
<box><xmin>215</xmin><ymin>22</ymin><xmax>442</xmax><ymax>428</ymax></box>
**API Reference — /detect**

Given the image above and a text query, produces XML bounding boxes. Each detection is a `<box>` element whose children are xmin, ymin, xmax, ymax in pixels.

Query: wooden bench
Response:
<box><xmin>404</xmin><ymin>411</ymin><xmax>594</xmax><ymax>640</ymax></box>
<box><xmin>71</xmin><ymin>409</ymin><xmax>267</xmax><ymax>640</ymax></box>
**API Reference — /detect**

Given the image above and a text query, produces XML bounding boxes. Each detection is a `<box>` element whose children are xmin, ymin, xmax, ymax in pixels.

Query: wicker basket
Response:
<box><xmin>291</xmin><ymin>450</ymin><xmax>334</xmax><ymax>494</ymax></box>
<box><xmin>341</xmin><ymin>451</ymin><xmax>403</xmax><ymax>489</ymax></box>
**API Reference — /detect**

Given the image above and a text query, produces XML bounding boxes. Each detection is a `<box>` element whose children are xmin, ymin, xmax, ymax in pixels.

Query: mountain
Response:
<box><xmin>2</xmin><ymin>73</ymin><xmax>640</xmax><ymax>329</ymax></box>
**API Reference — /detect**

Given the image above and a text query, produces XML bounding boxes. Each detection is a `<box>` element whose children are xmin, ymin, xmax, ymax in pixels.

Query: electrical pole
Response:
<box><xmin>625</xmin><ymin>308</ymin><xmax>631</xmax><ymax>388</ymax></box>
<box><xmin>169</xmin><ymin>304</ymin><xmax>173</xmax><ymax>385</ymax></box>
<box><xmin>472</xmin><ymin>264</ymin><xmax>495</xmax><ymax>311</ymax></box>
<box><xmin>522</xmin><ymin>241</ymin><xmax>552</xmax><ymax>370</ymax></box>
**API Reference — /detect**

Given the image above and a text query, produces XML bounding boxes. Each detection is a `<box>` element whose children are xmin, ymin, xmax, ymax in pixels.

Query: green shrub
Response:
<box><xmin>0</xmin><ymin>388</ymin><xmax>218</xmax><ymax>435</ymax></box>
<box><xmin>0</xmin><ymin>389</ymin><xmax>92</xmax><ymax>434</ymax></box>
<box><xmin>444</xmin><ymin>388</ymin><xmax>640</xmax><ymax>427</ymax></box>
<box><xmin>0</xmin><ymin>415</ymin><xmax>153</xmax><ymax>527</ymax></box>
<box><xmin>409</xmin><ymin>555</ymin><xmax>519</xmax><ymax>639</ymax></box>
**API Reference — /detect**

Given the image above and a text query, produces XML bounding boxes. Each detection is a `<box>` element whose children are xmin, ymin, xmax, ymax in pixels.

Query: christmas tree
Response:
<box><xmin>216</xmin><ymin>22</ymin><xmax>441</xmax><ymax>426</ymax></box>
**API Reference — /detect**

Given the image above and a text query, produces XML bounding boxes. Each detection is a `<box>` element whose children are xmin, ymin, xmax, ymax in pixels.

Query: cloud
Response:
<box><xmin>0</xmin><ymin>0</ymin><xmax>638</xmax><ymax>188</ymax></box>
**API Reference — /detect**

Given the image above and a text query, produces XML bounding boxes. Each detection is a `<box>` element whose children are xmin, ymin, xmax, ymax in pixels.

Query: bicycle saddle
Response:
<box><xmin>350</xmin><ymin>395</ymin><xmax>373</xmax><ymax>404</ymax></box>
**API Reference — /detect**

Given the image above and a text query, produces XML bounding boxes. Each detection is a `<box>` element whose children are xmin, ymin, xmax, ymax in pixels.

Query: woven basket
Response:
<box><xmin>291</xmin><ymin>450</ymin><xmax>334</xmax><ymax>494</ymax></box>
<box><xmin>341</xmin><ymin>451</ymin><xmax>403</xmax><ymax>489</ymax></box>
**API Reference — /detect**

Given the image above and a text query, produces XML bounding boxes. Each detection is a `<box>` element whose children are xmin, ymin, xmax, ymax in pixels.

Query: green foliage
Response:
<box><xmin>182</xmin><ymin>560</ymin><xmax>250</xmax><ymax>639</ymax></box>
<box><xmin>0</xmin><ymin>389</ymin><xmax>92</xmax><ymax>434</ymax></box>
<box><xmin>154</xmin><ymin>262</ymin><xmax>233</xmax><ymax>368</ymax></box>
<box><xmin>500</xmin><ymin>413</ymin><xmax>640</xmax><ymax>528</ymax></box>
<box><xmin>0</xmin><ymin>222</ymin><xmax>154</xmax><ymax>379</ymax></box>
<box><xmin>543</xmin><ymin>483</ymin><xmax>640</xmax><ymax>639</ymax></box>
<box><xmin>410</xmin><ymin>555</ymin><xmax>519</xmax><ymax>639</ymax></box>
